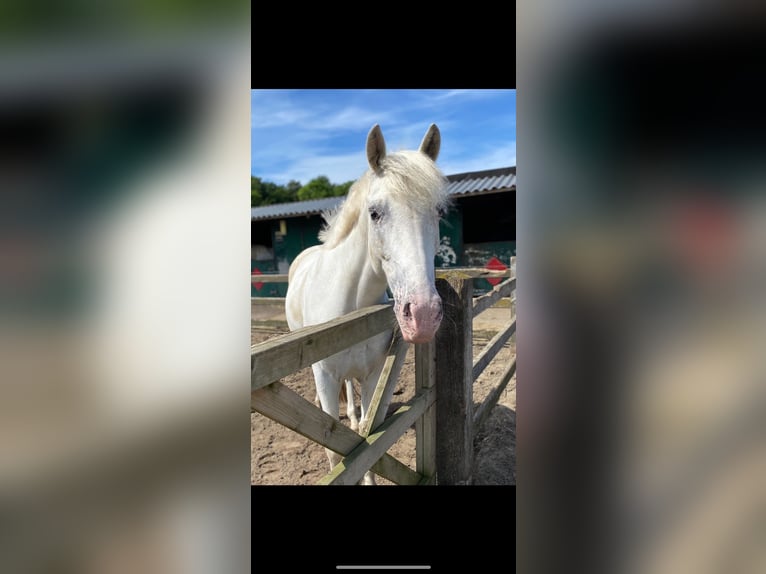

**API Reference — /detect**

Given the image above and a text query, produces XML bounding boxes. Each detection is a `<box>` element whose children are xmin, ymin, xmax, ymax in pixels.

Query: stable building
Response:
<box><xmin>252</xmin><ymin>166</ymin><xmax>515</xmax><ymax>296</ymax></box>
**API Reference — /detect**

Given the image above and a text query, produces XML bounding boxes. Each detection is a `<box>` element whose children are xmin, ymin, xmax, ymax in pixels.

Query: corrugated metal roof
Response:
<box><xmin>252</xmin><ymin>166</ymin><xmax>515</xmax><ymax>221</ymax></box>
<box><xmin>251</xmin><ymin>196</ymin><xmax>343</xmax><ymax>221</ymax></box>
<box><xmin>445</xmin><ymin>166</ymin><xmax>516</xmax><ymax>196</ymax></box>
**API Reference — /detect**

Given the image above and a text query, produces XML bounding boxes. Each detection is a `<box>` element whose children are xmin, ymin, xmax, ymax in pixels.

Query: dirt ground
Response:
<box><xmin>251</xmin><ymin>301</ymin><xmax>516</xmax><ymax>485</ymax></box>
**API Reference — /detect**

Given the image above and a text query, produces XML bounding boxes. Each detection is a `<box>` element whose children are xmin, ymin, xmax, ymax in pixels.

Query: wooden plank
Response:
<box><xmin>251</xmin><ymin>297</ymin><xmax>287</xmax><ymax>304</ymax></box>
<box><xmin>317</xmin><ymin>388</ymin><xmax>434</xmax><ymax>485</ymax></box>
<box><xmin>251</xmin><ymin>303</ymin><xmax>394</xmax><ymax>390</ymax></box>
<box><xmin>369</xmin><ymin>451</ymin><xmax>422</xmax><ymax>486</ymax></box>
<box><xmin>472</xmin><ymin>277</ymin><xmax>515</xmax><ymax>317</ymax></box>
<box><xmin>434</xmin><ymin>276</ymin><xmax>474</xmax><ymax>485</ymax></box>
<box><xmin>415</xmin><ymin>340</ymin><xmax>437</xmax><ymax>482</ymax></box>
<box><xmin>251</xmin><ymin>298</ymin><xmax>514</xmax><ymax>313</ymax></box>
<box><xmin>251</xmin><ymin>381</ymin><xmax>421</xmax><ymax>485</ymax></box>
<box><xmin>250</xmin><ymin>267</ymin><xmax>511</xmax><ymax>283</ymax></box>
<box><xmin>436</xmin><ymin>268</ymin><xmax>510</xmax><ymax>279</ymax></box>
<box><xmin>251</xmin><ymin>269</ymin><xmax>508</xmax><ymax>283</ymax></box>
<box><xmin>250</xmin><ymin>274</ymin><xmax>289</xmax><ymax>283</ymax></box>
<box><xmin>418</xmin><ymin>474</ymin><xmax>437</xmax><ymax>485</ymax></box>
<box><xmin>359</xmin><ymin>335</ymin><xmax>410</xmax><ymax>437</ymax></box>
<box><xmin>472</xmin><ymin>357</ymin><xmax>516</xmax><ymax>435</ymax></box>
<box><xmin>472</xmin><ymin>318</ymin><xmax>517</xmax><ymax>382</ymax></box>
<box><xmin>248</xmin><ymin>269</ymin><xmax>511</xmax><ymax>307</ymax></box>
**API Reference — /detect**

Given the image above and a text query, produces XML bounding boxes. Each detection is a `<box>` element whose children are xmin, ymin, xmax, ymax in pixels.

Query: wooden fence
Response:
<box><xmin>430</xmin><ymin>269</ymin><xmax>516</xmax><ymax>484</ymax></box>
<box><xmin>250</xmin><ymin>262</ymin><xmax>516</xmax><ymax>484</ymax></box>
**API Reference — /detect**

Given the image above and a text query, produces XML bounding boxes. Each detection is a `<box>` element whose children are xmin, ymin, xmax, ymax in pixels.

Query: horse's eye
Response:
<box><xmin>437</xmin><ymin>207</ymin><xmax>446</xmax><ymax>218</ymax></box>
<box><xmin>370</xmin><ymin>209</ymin><xmax>381</xmax><ymax>222</ymax></box>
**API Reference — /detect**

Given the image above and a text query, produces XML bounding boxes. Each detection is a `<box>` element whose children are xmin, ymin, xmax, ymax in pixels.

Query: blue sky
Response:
<box><xmin>251</xmin><ymin>89</ymin><xmax>516</xmax><ymax>186</ymax></box>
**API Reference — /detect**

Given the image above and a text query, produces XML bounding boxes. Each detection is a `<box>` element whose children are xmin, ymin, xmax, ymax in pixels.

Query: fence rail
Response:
<box><xmin>251</xmin><ymin>260</ymin><xmax>516</xmax><ymax>485</ymax></box>
<box><xmin>251</xmin><ymin>304</ymin><xmax>393</xmax><ymax>389</ymax></box>
<box><xmin>250</xmin><ymin>301</ymin><xmax>423</xmax><ymax>484</ymax></box>
<box><xmin>250</xmin><ymin>268</ymin><xmax>511</xmax><ymax>285</ymax></box>
<box><xmin>251</xmin><ymin>380</ymin><xmax>420</xmax><ymax>485</ymax></box>
<box><xmin>473</xmin><ymin>276</ymin><xmax>515</xmax><ymax>315</ymax></box>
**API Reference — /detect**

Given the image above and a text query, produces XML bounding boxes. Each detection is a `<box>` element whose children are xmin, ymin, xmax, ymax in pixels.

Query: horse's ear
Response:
<box><xmin>419</xmin><ymin>123</ymin><xmax>441</xmax><ymax>161</ymax></box>
<box><xmin>366</xmin><ymin>124</ymin><xmax>386</xmax><ymax>173</ymax></box>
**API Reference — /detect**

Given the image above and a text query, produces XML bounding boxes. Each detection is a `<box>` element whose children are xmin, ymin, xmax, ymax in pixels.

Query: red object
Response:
<box><xmin>672</xmin><ymin>199</ymin><xmax>737</xmax><ymax>275</ymax></box>
<box><xmin>485</xmin><ymin>256</ymin><xmax>508</xmax><ymax>286</ymax></box>
<box><xmin>251</xmin><ymin>267</ymin><xmax>264</xmax><ymax>291</ymax></box>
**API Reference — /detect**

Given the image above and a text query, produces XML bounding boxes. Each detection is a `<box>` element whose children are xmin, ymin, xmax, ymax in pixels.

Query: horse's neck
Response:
<box><xmin>330</xmin><ymin>217</ymin><xmax>388</xmax><ymax>309</ymax></box>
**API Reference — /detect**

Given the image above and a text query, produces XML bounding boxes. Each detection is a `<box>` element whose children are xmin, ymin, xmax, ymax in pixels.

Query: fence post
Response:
<box><xmin>415</xmin><ymin>339</ymin><xmax>437</xmax><ymax>484</ymax></box>
<box><xmin>434</xmin><ymin>274</ymin><xmax>474</xmax><ymax>484</ymax></box>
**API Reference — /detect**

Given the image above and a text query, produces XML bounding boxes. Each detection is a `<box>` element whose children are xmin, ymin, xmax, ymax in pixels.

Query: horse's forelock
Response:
<box><xmin>378</xmin><ymin>151</ymin><xmax>449</xmax><ymax>212</ymax></box>
<box><xmin>318</xmin><ymin>151</ymin><xmax>448</xmax><ymax>247</ymax></box>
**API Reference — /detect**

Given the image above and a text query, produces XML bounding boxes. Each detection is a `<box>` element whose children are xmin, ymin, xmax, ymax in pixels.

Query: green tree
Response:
<box><xmin>333</xmin><ymin>180</ymin><xmax>353</xmax><ymax>196</ymax></box>
<box><xmin>285</xmin><ymin>180</ymin><xmax>302</xmax><ymax>200</ymax></box>
<box><xmin>253</xmin><ymin>176</ymin><xmax>300</xmax><ymax>205</ymax></box>
<box><xmin>251</xmin><ymin>176</ymin><xmax>263</xmax><ymax>206</ymax></box>
<box><xmin>260</xmin><ymin>180</ymin><xmax>281</xmax><ymax>204</ymax></box>
<box><xmin>297</xmin><ymin>176</ymin><xmax>335</xmax><ymax>201</ymax></box>
<box><xmin>252</xmin><ymin>175</ymin><xmax>350</xmax><ymax>206</ymax></box>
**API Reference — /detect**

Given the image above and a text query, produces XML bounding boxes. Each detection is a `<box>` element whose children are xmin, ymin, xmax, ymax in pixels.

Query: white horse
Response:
<box><xmin>285</xmin><ymin>123</ymin><xmax>449</xmax><ymax>485</ymax></box>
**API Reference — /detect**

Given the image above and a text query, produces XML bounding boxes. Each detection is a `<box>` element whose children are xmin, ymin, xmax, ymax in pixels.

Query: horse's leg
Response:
<box><xmin>344</xmin><ymin>379</ymin><xmax>359</xmax><ymax>431</ymax></box>
<box><xmin>312</xmin><ymin>364</ymin><xmax>343</xmax><ymax>471</ymax></box>
<box><xmin>316</xmin><ymin>380</ymin><xmax>357</xmax><ymax>428</ymax></box>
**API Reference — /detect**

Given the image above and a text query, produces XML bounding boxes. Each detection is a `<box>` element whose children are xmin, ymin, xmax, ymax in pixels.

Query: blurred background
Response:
<box><xmin>6</xmin><ymin>1</ymin><xmax>766</xmax><ymax>571</ymax></box>
<box><xmin>518</xmin><ymin>3</ymin><xmax>766</xmax><ymax>574</ymax></box>
<box><xmin>0</xmin><ymin>2</ymin><xmax>250</xmax><ymax>572</ymax></box>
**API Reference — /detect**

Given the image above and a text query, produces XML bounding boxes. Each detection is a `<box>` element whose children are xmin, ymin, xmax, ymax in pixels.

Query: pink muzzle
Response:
<box><xmin>396</xmin><ymin>293</ymin><xmax>443</xmax><ymax>344</ymax></box>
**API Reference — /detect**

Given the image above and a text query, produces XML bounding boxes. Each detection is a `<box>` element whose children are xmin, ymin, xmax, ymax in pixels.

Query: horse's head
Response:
<box><xmin>364</xmin><ymin>123</ymin><xmax>449</xmax><ymax>344</ymax></box>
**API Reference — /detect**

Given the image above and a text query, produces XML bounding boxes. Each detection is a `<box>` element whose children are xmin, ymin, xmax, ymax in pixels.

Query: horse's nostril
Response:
<box><xmin>402</xmin><ymin>302</ymin><xmax>411</xmax><ymax>318</ymax></box>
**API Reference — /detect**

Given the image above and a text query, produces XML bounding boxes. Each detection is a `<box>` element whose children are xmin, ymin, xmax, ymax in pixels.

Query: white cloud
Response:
<box><xmin>250</xmin><ymin>91</ymin><xmax>311</xmax><ymax>129</ymax></box>
<box><xmin>252</xmin><ymin>92</ymin><xmax>402</xmax><ymax>133</ymax></box>
<box><xmin>312</xmin><ymin>107</ymin><xmax>400</xmax><ymax>132</ymax></box>
<box><xmin>261</xmin><ymin>151</ymin><xmax>368</xmax><ymax>186</ymax></box>
<box><xmin>262</xmin><ymin>141</ymin><xmax>517</xmax><ymax>186</ymax></box>
<box><xmin>440</xmin><ymin>142</ymin><xmax>517</xmax><ymax>174</ymax></box>
<box><xmin>424</xmin><ymin>89</ymin><xmax>514</xmax><ymax>103</ymax></box>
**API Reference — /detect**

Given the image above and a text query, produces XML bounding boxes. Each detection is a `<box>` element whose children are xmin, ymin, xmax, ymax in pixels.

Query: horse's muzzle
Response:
<box><xmin>397</xmin><ymin>294</ymin><xmax>442</xmax><ymax>344</ymax></box>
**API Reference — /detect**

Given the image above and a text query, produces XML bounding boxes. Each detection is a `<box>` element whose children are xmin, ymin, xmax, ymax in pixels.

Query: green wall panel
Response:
<box><xmin>463</xmin><ymin>241</ymin><xmax>516</xmax><ymax>293</ymax></box>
